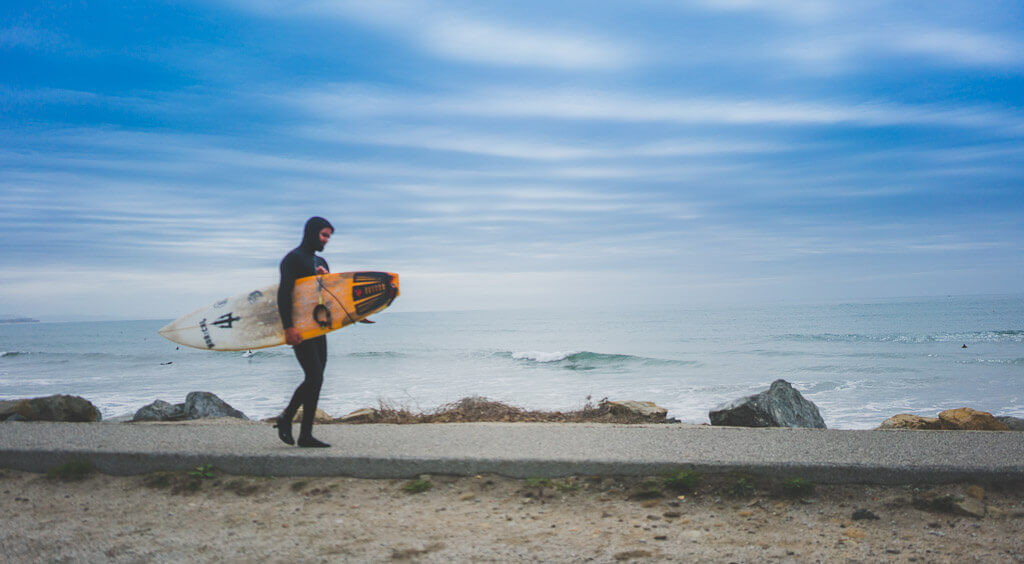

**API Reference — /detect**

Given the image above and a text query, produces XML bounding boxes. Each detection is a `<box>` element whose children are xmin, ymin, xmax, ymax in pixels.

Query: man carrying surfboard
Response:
<box><xmin>274</xmin><ymin>216</ymin><xmax>335</xmax><ymax>448</ymax></box>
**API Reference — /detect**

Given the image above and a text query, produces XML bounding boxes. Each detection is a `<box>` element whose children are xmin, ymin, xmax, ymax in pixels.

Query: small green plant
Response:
<box><xmin>663</xmin><ymin>470</ymin><xmax>702</xmax><ymax>493</ymax></box>
<box><xmin>189</xmin><ymin>464</ymin><xmax>216</xmax><ymax>479</ymax></box>
<box><xmin>554</xmin><ymin>479</ymin><xmax>580</xmax><ymax>493</ymax></box>
<box><xmin>291</xmin><ymin>480</ymin><xmax>309</xmax><ymax>492</ymax></box>
<box><xmin>403</xmin><ymin>478</ymin><xmax>433</xmax><ymax>494</ymax></box>
<box><xmin>47</xmin><ymin>459</ymin><xmax>96</xmax><ymax>481</ymax></box>
<box><xmin>782</xmin><ymin>477</ymin><xmax>815</xmax><ymax>497</ymax></box>
<box><xmin>525</xmin><ymin>477</ymin><xmax>553</xmax><ymax>489</ymax></box>
<box><xmin>728</xmin><ymin>477</ymin><xmax>755</xmax><ymax>498</ymax></box>
<box><xmin>524</xmin><ymin>477</ymin><xmax>577</xmax><ymax>498</ymax></box>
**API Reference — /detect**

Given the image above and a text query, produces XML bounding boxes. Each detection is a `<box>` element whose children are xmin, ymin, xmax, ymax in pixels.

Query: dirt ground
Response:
<box><xmin>2</xmin><ymin>467</ymin><xmax>1022</xmax><ymax>563</ymax></box>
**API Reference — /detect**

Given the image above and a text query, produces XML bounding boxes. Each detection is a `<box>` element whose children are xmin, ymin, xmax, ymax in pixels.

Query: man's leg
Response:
<box><xmin>295</xmin><ymin>336</ymin><xmax>329</xmax><ymax>447</ymax></box>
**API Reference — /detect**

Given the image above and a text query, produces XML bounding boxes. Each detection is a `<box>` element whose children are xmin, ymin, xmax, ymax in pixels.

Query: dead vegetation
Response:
<box><xmin>336</xmin><ymin>396</ymin><xmax>671</xmax><ymax>425</ymax></box>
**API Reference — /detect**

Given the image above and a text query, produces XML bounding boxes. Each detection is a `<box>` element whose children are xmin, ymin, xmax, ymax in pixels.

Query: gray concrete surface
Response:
<box><xmin>2</xmin><ymin>421</ymin><xmax>1023</xmax><ymax>484</ymax></box>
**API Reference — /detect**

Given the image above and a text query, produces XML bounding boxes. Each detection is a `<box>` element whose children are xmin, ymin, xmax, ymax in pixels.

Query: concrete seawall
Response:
<box><xmin>2</xmin><ymin>421</ymin><xmax>1023</xmax><ymax>484</ymax></box>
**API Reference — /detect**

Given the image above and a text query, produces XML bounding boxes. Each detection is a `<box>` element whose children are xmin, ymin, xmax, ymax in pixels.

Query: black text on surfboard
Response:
<box><xmin>198</xmin><ymin>318</ymin><xmax>215</xmax><ymax>349</ymax></box>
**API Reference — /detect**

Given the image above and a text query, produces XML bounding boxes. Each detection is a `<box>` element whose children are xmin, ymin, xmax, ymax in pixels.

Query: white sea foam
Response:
<box><xmin>512</xmin><ymin>351</ymin><xmax>578</xmax><ymax>363</ymax></box>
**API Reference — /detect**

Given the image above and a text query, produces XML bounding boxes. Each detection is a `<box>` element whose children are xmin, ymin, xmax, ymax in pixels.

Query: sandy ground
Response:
<box><xmin>2</xmin><ymin>468</ymin><xmax>1022</xmax><ymax>563</ymax></box>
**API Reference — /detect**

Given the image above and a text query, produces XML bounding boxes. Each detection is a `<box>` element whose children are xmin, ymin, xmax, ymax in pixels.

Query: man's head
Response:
<box><xmin>301</xmin><ymin>216</ymin><xmax>334</xmax><ymax>252</ymax></box>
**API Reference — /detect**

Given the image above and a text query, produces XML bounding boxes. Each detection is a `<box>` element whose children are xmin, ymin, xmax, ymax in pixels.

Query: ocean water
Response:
<box><xmin>1</xmin><ymin>295</ymin><xmax>1022</xmax><ymax>429</ymax></box>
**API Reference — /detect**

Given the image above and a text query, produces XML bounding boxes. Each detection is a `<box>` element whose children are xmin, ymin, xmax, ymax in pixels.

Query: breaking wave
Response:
<box><xmin>508</xmin><ymin>350</ymin><xmax>697</xmax><ymax>370</ymax></box>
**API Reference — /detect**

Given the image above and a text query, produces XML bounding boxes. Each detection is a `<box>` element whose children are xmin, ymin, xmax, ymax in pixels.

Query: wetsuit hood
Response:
<box><xmin>301</xmin><ymin>216</ymin><xmax>334</xmax><ymax>252</ymax></box>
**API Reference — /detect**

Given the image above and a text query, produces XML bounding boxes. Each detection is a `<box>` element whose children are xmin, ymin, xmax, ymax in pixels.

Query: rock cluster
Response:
<box><xmin>0</xmin><ymin>394</ymin><xmax>102</xmax><ymax>422</ymax></box>
<box><xmin>879</xmin><ymin>408</ymin><xmax>1013</xmax><ymax>431</ymax></box>
<box><xmin>708</xmin><ymin>379</ymin><xmax>826</xmax><ymax>429</ymax></box>
<box><xmin>132</xmin><ymin>392</ymin><xmax>248</xmax><ymax>422</ymax></box>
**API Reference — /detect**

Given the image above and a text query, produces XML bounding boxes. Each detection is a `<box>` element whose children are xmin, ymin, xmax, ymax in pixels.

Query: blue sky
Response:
<box><xmin>2</xmin><ymin>0</ymin><xmax>1023</xmax><ymax>320</ymax></box>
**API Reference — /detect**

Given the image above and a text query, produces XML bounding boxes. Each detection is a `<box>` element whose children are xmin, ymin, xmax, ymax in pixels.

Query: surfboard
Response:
<box><xmin>158</xmin><ymin>272</ymin><xmax>399</xmax><ymax>351</ymax></box>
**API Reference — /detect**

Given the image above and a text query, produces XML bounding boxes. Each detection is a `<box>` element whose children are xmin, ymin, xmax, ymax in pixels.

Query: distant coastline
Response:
<box><xmin>0</xmin><ymin>317</ymin><xmax>39</xmax><ymax>324</ymax></box>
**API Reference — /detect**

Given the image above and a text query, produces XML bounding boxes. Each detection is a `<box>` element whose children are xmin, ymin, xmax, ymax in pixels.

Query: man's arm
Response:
<box><xmin>278</xmin><ymin>254</ymin><xmax>302</xmax><ymax>346</ymax></box>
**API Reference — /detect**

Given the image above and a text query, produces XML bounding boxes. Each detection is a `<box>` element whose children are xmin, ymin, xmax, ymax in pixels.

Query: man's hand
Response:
<box><xmin>285</xmin><ymin>327</ymin><xmax>302</xmax><ymax>346</ymax></box>
<box><xmin>316</xmin><ymin>266</ymin><xmax>328</xmax><ymax>275</ymax></box>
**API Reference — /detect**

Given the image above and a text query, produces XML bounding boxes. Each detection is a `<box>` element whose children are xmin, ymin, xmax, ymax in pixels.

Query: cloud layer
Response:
<box><xmin>1</xmin><ymin>0</ymin><xmax>1022</xmax><ymax>319</ymax></box>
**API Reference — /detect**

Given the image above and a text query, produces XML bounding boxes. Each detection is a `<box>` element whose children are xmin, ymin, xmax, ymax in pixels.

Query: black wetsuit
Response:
<box><xmin>278</xmin><ymin>216</ymin><xmax>333</xmax><ymax>442</ymax></box>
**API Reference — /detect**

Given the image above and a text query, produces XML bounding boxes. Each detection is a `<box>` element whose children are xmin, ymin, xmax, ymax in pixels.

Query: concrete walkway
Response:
<box><xmin>2</xmin><ymin>421</ymin><xmax>1022</xmax><ymax>484</ymax></box>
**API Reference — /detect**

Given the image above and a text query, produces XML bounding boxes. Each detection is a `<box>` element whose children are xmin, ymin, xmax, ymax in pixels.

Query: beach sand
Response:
<box><xmin>2</xmin><ymin>467</ymin><xmax>1022</xmax><ymax>562</ymax></box>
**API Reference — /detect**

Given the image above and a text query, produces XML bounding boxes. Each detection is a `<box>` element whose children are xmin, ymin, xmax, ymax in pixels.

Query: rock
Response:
<box><xmin>292</xmin><ymin>407</ymin><xmax>333</xmax><ymax>423</ymax></box>
<box><xmin>877</xmin><ymin>414</ymin><xmax>942</xmax><ymax>430</ymax></box>
<box><xmin>0</xmin><ymin>395</ymin><xmax>101</xmax><ymax>422</ymax></box>
<box><xmin>996</xmin><ymin>416</ymin><xmax>1024</xmax><ymax>431</ymax></box>
<box><xmin>338</xmin><ymin>408</ymin><xmax>379</xmax><ymax>423</ymax></box>
<box><xmin>600</xmin><ymin>400</ymin><xmax>668</xmax><ymax>421</ymax></box>
<box><xmin>679</xmin><ymin>530</ymin><xmax>703</xmax><ymax>543</ymax></box>
<box><xmin>938</xmin><ymin>408</ymin><xmax>1010</xmax><ymax>431</ymax></box>
<box><xmin>952</xmin><ymin>497</ymin><xmax>986</xmax><ymax>518</ymax></box>
<box><xmin>133</xmin><ymin>400</ymin><xmax>186</xmax><ymax>422</ymax></box>
<box><xmin>0</xmin><ymin>400</ymin><xmax>20</xmax><ymax>421</ymax></box>
<box><xmin>183</xmin><ymin>392</ymin><xmax>248</xmax><ymax>420</ymax></box>
<box><xmin>852</xmin><ymin>508</ymin><xmax>880</xmax><ymax>520</ymax></box>
<box><xmin>966</xmin><ymin>485</ymin><xmax>985</xmax><ymax>500</ymax></box>
<box><xmin>985</xmin><ymin>505</ymin><xmax>1008</xmax><ymax>519</ymax></box>
<box><xmin>708</xmin><ymin>380</ymin><xmax>826</xmax><ymax>429</ymax></box>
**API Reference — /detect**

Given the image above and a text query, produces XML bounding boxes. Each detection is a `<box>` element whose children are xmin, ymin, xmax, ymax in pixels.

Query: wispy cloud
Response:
<box><xmin>416</xmin><ymin>14</ymin><xmax>636</xmax><ymax>69</ymax></box>
<box><xmin>0</xmin><ymin>25</ymin><xmax>64</xmax><ymax>50</ymax></box>
<box><xmin>692</xmin><ymin>0</ymin><xmax>843</xmax><ymax>23</ymax></box>
<box><xmin>777</xmin><ymin>27</ymin><xmax>1024</xmax><ymax>70</ymax></box>
<box><xmin>292</xmin><ymin>85</ymin><xmax>1024</xmax><ymax>132</ymax></box>
<box><xmin>236</xmin><ymin>0</ymin><xmax>638</xmax><ymax>70</ymax></box>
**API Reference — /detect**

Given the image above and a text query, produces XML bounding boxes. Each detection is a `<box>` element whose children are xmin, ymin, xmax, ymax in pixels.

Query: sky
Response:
<box><xmin>2</xmin><ymin>0</ymin><xmax>1023</xmax><ymax>320</ymax></box>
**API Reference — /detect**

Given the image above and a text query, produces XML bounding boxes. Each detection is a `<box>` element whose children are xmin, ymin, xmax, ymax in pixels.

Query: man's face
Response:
<box><xmin>318</xmin><ymin>227</ymin><xmax>333</xmax><ymax>248</ymax></box>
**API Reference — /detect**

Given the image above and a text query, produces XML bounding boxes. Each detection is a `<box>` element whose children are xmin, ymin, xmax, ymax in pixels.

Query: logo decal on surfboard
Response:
<box><xmin>212</xmin><ymin>313</ymin><xmax>241</xmax><ymax>329</ymax></box>
<box><xmin>352</xmin><ymin>273</ymin><xmax>393</xmax><ymax>316</ymax></box>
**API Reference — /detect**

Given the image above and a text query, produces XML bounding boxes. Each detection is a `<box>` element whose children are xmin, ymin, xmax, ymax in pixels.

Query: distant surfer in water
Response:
<box><xmin>274</xmin><ymin>216</ymin><xmax>334</xmax><ymax>448</ymax></box>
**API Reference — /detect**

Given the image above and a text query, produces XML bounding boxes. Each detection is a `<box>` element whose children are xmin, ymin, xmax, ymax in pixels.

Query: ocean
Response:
<box><xmin>2</xmin><ymin>294</ymin><xmax>1022</xmax><ymax>429</ymax></box>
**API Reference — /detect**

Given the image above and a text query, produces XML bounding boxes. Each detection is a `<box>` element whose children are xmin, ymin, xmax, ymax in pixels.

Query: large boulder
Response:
<box><xmin>184</xmin><ymin>392</ymin><xmax>248</xmax><ymax>420</ymax></box>
<box><xmin>709</xmin><ymin>380</ymin><xmax>826</xmax><ymax>429</ymax></box>
<box><xmin>600</xmin><ymin>400</ymin><xmax>668</xmax><ymax>421</ymax></box>
<box><xmin>132</xmin><ymin>392</ymin><xmax>247</xmax><ymax>422</ymax></box>
<box><xmin>133</xmin><ymin>400</ymin><xmax>186</xmax><ymax>422</ymax></box>
<box><xmin>0</xmin><ymin>395</ymin><xmax>101</xmax><ymax>422</ymax></box>
<box><xmin>938</xmin><ymin>408</ymin><xmax>1009</xmax><ymax>431</ymax></box>
<box><xmin>877</xmin><ymin>414</ymin><xmax>942</xmax><ymax>430</ymax></box>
